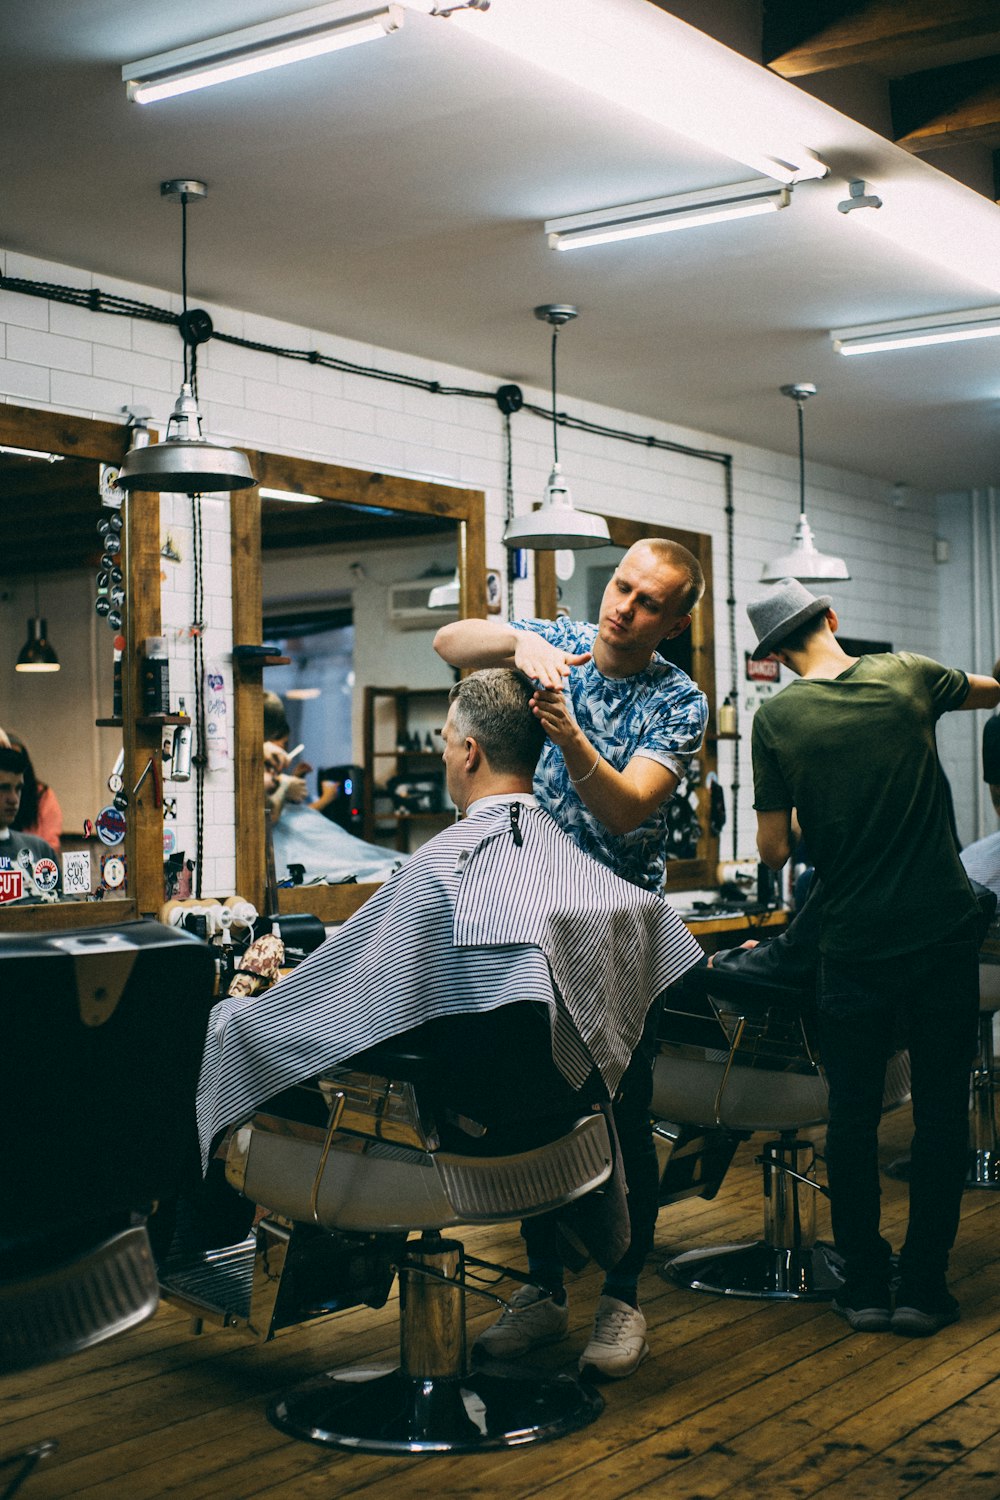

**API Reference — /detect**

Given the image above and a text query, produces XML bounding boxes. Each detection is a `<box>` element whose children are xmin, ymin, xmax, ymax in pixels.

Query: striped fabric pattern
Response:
<box><xmin>196</xmin><ymin>803</ymin><xmax>703</xmax><ymax>1167</ymax></box>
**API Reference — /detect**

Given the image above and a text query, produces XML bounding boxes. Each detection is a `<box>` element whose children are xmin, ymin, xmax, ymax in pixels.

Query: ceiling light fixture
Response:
<box><xmin>760</xmin><ymin>384</ymin><xmax>850</xmax><ymax>585</ymax></box>
<box><xmin>503</xmin><ymin>307</ymin><xmax>611</xmax><ymax>552</ymax></box>
<box><xmin>117</xmin><ymin>182</ymin><xmax>255</xmax><ymax>495</ymax></box>
<box><xmin>16</xmin><ymin>580</ymin><xmax>60</xmax><ymax>673</ymax></box>
<box><xmin>831</xmin><ymin>306</ymin><xmax>1000</xmax><ymax>357</ymax></box>
<box><xmin>0</xmin><ymin>446</ymin><xmax>64</xmax><ymax>463</ymax></box>
<box><xmin>123</xmin><ymin>4</ymin><xmax>403</xmax><ymax>104</ymax></box>
<box><xmin>259</xmin><ymin>487</ymin><xmax>326</xmax><ymax>504</ymax></box>
<box><xmin>545</xmin><ymin>180</ymin><xmax>790</xmax><ymax>252</ymax></box>
<box><xmin>123</xmin><ymin>1</ymin><xmax>490</xmax><ymax>104</ymax></box>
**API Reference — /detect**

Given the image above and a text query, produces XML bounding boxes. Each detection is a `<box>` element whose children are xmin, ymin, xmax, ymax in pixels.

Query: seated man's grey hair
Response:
<box><xmin>448</xmin><ymin>668</ymin><xmax>545</xmax><ymax>776</ymax></box>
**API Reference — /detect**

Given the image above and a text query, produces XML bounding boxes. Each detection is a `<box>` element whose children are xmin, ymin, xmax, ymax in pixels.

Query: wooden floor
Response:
<box><xmin>5</xmin><ymin>1105</ymin><xmax>1000</xmax><ymax>1500</ymax></box>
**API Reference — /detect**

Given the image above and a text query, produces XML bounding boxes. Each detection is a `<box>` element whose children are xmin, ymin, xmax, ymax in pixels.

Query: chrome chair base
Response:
<box><xmin>268</xmin><ymin>1361</ymin><xmax>602</xmax><ymax>1454</ymax></box>
<box><xmin>966</xmin><ymin>1149</ymin><xmax>1000</xmax><ymax>1190</ymax></box>
<box><xmin>663</xmin><ymin>1240</ymin><xmax>842</xmax><ymax>1301</ymax></box>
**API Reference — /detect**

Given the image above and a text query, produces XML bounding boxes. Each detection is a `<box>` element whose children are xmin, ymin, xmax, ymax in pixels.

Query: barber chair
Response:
<box><xmin>653</xmin><ymin>966</ymin><xmax>911</xmax><ymax>1300</ymax></box>
<box><xmin>0</xmin><ymin>922</ymin><xmax>214</xmax><ymax>1496</ymax></box>
<box><xmin>159</xmin><ymin>1006</ymin><xmax>612</xmax><ymax>1454</ymax></box>
<box><xmin>966</xmin><ymin>958</ymin><xmax>1000</xmax><ymax>1189</ymax></box>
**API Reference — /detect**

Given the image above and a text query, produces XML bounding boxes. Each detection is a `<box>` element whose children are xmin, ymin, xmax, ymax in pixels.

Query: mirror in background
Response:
<box><xmin>261</xmin><ymin>493</ymin><xmax>460</xmax><ymax>892</ymax></box>
<box><xmin>0</xmin><ymin>448</ymin><xmax>126</xmax><ymax>906</ymax></box>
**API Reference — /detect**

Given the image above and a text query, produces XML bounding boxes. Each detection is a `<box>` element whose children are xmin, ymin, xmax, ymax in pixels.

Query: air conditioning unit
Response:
<box><xmin>387</xmin><ymin>579</ymin><xmax>458</xmax><ymax>630</ymax></box>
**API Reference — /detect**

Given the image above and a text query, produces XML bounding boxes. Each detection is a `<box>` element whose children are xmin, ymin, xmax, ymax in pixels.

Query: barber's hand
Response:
<box><xmin>530</xmin><ymin>687</ymin><xmax>579</xmax><ymax>748</ymax></box>
<box><xmin>283</xmin><ymin>776</ymin><xmax>309</xmax><ymax>804</ymax></box>
<box><xmin>513</xmin><ymin>633</ymin><xmax>590</xmax><ymax>691</ymax></box>
<box><xmin>264</xmin><ymin>741</ymin><xmax>290</xmax><ymax>774</ymax></box>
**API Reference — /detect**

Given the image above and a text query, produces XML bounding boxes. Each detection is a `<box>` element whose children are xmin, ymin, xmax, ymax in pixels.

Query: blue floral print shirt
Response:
<box><xmin>511</xmin><ymin>617</ymin><xmax>708</xmax><ymax>890</ymax></box>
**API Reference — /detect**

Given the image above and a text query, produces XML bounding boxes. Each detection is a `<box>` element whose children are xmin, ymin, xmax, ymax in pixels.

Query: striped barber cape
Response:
<box><xmin>196</xmin><ymin>800</ymin><xmax>703</xmax><ymax>1166</ymax></box>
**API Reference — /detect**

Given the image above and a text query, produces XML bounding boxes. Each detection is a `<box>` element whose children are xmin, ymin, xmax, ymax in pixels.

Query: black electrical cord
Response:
<box><xmin>550</xmin><ymin>327</ymin><xmax>559</xmax><ymax>467</ymax></box>
<box><xmin>191</xmin><ymin>495</ymin><xmax>206</xmax><ymax>898</ymax></box>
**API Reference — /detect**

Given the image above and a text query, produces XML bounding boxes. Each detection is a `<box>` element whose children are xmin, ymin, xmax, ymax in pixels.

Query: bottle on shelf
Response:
<box><xmin>171</xmin><ymin>697</ymin><xmax>192</xmax><ymax>781</ymax></box>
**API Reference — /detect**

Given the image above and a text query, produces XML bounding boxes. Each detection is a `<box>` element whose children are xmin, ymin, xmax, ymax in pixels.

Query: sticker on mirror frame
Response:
<box><xmin>0</xmin><ymin>860</ymin><xmax>23</xmax><ymax>904</ymax></box>
<box><xmin>101</xmin><ymin>854</ymin><xmax>126</xmax><ymax>890</ymax></box>
<box><xmin>163</xmin><ymin>826</ymin><xmax>177</xmax><ymax>856</ymax></box>
<box><xmin>32</xmin><ymin>857</ymin><xmax>59</xmax><ymax>893</ymax></box>
<box><xmin>62</xmin><ymin>849</ymin><xmax>92</xmax><ymax>895</ymax></box>
<box><xmin>96</xmin><ymin>805</ymin><xmax>126</xmax><ymax>845</ymax></box>
<box><xmin>99</xmin><ymin>466</ymin><xmax>122</xmax><ymax>508</ymax></box>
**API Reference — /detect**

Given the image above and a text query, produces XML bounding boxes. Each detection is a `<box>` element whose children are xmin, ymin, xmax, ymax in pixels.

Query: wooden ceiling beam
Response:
<box><xmin>765</xmin><ymin>0</ymin><xmax>1000</xmax><ymax>79</ymax></box>
<box><xmin>892</xmin><ymin>57</ymin><xmax>1000</xmax><ymax>151</ymax></box>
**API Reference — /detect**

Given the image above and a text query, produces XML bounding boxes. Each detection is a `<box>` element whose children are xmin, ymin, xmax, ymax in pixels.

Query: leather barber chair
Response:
<box><xmin>0</xmin><ymin>922</ymin><xmax>214</xmax><ymax>1497</ymax></box>
<box><xmin>160</xmin><ymin>1004</ymin><xmax>613</xmax><ymax>1455</ymax></box>
<box><xmin>653</xmin><ymin>963</ymin><xmax>911</xmax><ymax>1301</ymax></box>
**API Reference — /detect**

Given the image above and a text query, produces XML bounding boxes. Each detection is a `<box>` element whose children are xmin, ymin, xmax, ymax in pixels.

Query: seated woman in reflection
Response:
<box><xmin>4</xmin><ymin>732</ymin><xmax>63</xmax><ymax>855</ymax></box>
<box><xmin>264</xmin><ymin>740</ymin><xmax>404</xmax><ymax>886</ymax></box>
<box><xmin>262</xmin><ymin>690</ymin><xmax>404</xmax><ymax>886</ymax></box>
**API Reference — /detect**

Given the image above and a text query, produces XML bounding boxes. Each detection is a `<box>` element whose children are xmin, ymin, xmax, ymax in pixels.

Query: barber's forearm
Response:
<box><xmin>961</xmin><ymin>673</ymin><xmax>1000</xmax><ymax>710</ymax></box>
<box><xmin>561</xmin><ymin>729</ymin><xmax>677</xmax><ymax>836</ymax></box>
<box><xmin>433</xmin><ymin>618</ymin><xmax>520</xmax><ymax>669</ymax></box>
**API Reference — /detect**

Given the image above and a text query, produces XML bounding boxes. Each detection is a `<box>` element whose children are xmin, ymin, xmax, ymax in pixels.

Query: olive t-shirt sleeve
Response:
<box><xmin>751</xmin><ymin>708</ymin><xmax>792</xmax><ymax>811</ymax></box>
<box><xmin>901</xmin><ymin>652</ymin><xmax>969</xmax><ymax>716</ymax></box>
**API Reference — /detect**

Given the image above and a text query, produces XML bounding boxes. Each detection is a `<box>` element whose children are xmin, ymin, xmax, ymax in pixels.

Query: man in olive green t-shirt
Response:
<box><xmin>747</xmin><ymin>579</ymin><xmax>1000</xmax><ymax>1337</ymax></box>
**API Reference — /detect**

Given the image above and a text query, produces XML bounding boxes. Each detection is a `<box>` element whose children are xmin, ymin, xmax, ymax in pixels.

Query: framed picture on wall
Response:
<box><xmin>485</xmin><ymin>568</ymin><xmax>502</xmax><ymax>614</ymax></box>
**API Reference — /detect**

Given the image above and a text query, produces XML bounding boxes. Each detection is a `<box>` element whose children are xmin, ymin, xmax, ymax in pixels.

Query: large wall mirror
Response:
<box><xmin>0</xmin><ymin>404</ymin><xmax>163</xmax><ymax>930</ymax></box>
<box><xmin>534</xmin><ymin>516</ymin><xmax>719</xmax><ymax>891</ymax></box>
<box><xmin>231</xmin><ymin>451</ymin><xmax>486</xmax><ymax>923</ymax></box>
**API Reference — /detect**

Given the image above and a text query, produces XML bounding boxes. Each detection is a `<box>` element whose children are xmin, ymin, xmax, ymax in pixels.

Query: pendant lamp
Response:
<box><xmin>117</xmin><ymin>181</ymin><xmax>255</xmax><ymax>494</ymax></box>
<box><xmin>428</xmin><ymin>570</ymin><xmax>461</xmax><ymax>609</ymax></box>
<box><xmin>760</xmin><ymin>384</ymin><xmax>849</xmax><ymax>583</ymax></box>
<box><xmin>503</xmin><ymin>306</ymin><xmax>611</xmax><ymax>551</ymax></box>
<box><xmin>16</xmin><ymin>580</ymin><xmax>60</xmax><ymax>673</ymax></box>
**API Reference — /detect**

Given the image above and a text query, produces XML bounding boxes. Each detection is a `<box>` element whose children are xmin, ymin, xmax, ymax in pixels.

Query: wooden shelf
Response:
<box><xmin>232</xmin><ymin>645</ymin><xmax>290</xmax><ymax>668</ymax></box>
<box><xmin>373</xmin><ymin>749</ymin><xmax>439</xmax><ymax>759</ymax></box>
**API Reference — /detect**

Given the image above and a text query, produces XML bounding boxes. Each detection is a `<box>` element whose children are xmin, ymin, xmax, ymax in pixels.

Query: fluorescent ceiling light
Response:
<box><xmin>546</xmin><ymin>181</ymin><xmax>790</xmax><ymax>252</ymax></box>
<box><xmin>123</xmin><ymin>3</ymin><xmax>404</xmax><ymax>104</ymax></box>
<box><xmin>259</xmin><ymin>487</ymin><xmax>326</xmax><ymax>504</ymax></box>
<box><xmin>449</xmin><ymin>0</ymin><xmax>828</xmax><ymax>185</ymax></box>
<box><xmin>832</xmin><ymin>306</ymin><xmax>1000</xmax><ymax>356</ymax></box>
<box><xmin>0</xmin><ymin>445</ymin><xmax>64</xmax><ymax>462</ymax></box>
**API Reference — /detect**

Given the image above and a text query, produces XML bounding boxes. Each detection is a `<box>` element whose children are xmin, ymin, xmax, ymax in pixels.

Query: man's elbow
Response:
<box><xmin>757</xmin><ymin>838</ymin><xmax>790</xmax><ymax>871</ymax></box>
<box><xmin>433</xmin><ymin>623</ymin><xmax>457</xmax><ymax>660</ymax></box>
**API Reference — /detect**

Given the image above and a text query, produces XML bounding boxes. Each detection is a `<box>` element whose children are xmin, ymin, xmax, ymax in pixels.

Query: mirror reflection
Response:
<box><xmin>260</xmin><ymin>494</ymin><xmax>460</xmax><ymax>891</ymax></box>
<box><xmin>0</xmin><ymin>449</ymin><xmax>126</xmax><ymax>906</ymax></box>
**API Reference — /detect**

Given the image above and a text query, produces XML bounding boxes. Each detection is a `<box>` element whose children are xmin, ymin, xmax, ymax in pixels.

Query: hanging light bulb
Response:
<box><xmin>118</xmin><ymin>181</ymin><xmax>255</xmax><ymax>494</ymax></box>
<box><xmin>428</xmin><ymin>569</ymin><xmax>461</xmax><ymax>609</ymax></box>
<box><xmin>760</xmin><ymin>384</ymin><xmax>850</xmax><ymax>583</ymax></box>
<box><xmin>16</xmin><ymin>579</ymin><xmax>60</xmax><ymax>673</ymax></box>
<box><xmin>503</xmin><ymin>305</ymin><xmax>611</xmax><ymax>551</ymax></box>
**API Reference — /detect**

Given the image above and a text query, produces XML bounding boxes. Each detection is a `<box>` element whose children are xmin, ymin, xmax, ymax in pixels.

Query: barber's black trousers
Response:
<box><xmin>521</xmin><ymin>1035</ymin><xmax>659</xmax><ymax>1283</ymax></box>
<box><xmin>817</xmin><ymin>924</ymin><xmax>979</xmax><ymax>1290</ymax></box>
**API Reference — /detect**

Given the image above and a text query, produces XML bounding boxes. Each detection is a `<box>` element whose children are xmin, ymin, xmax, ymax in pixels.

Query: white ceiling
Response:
<box><xmin>5</xmin><ymin>0</ymin><xmax>1000</xmax><ymax>489</ymax></box>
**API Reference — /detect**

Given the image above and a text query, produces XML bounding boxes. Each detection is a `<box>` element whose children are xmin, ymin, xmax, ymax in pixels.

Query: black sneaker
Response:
<box><xmin>891</xmin><ymin>1285</ymin><xmax>959</xmax><ymax>1338</ymax></box>
<box><xmin>832</xmin><ymin>1285</ymin><xmax>892</xmax><ymax>1333</ymax></box>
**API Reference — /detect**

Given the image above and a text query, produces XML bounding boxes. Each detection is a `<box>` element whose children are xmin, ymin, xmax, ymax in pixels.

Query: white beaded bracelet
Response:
<box><xmin>570</xmin><ymin>751</ymin><xmax>602</xmax><ymax>786</ymax></box>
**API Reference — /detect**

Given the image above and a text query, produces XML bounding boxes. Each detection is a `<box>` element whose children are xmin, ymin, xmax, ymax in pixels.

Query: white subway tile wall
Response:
<box><xmin>3</xmin><ymin>246</ymin><xmax>980</xmax><ymax>890</ymax></box>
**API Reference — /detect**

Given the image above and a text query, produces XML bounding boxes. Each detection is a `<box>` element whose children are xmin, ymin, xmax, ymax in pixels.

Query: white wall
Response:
<box><xmin>1</xmin><ymin>246</ymin><xmax>951</xmax><ymax>887</ymax></box>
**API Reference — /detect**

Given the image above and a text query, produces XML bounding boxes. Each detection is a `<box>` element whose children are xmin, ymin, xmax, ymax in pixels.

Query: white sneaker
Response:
<box><xmin>579</xmin><ymin>1295</ymin><xmax>649</xmax><ymax>1379</ymax></box>
<box><xmin>473</xmin><ymin>1284</ymin><xmax>569</xmax><ymax>1359</ymax></box>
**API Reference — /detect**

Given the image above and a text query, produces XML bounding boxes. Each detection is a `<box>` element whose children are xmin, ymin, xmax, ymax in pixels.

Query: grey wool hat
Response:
<box><xmin>748</xmin><ymin>578</ymin><xmax>832</xmax><ymax>660</ymax></box>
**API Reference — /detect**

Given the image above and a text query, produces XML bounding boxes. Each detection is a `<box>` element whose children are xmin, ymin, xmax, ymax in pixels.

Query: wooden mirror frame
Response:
<box><xmin>230</xmin><ymin>450</ymin><xmax>486</xmax><ymax>924</ymax></box>
<box><xmin>0</xmin><ymin>403</ymin><xmax>163</xmax><ymax>931</ymax></box>
<box><xmin>534</xmin><ymin>517</ymin><xmax>719</xmax><ymax>892</ymax></box>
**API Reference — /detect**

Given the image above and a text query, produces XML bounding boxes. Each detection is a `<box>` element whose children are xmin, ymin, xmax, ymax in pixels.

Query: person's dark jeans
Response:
<box><xmin>522</xmin><ymin>999</ymin><xmax>660</xmax><ymax>1281</ymax></box>
<box><xmin>817</xmin><ymin>922</ymin><xmax>979</xmax><ymax>1290</ymax></box>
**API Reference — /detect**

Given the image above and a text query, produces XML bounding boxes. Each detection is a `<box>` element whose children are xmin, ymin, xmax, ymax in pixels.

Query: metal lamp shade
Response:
<box><xmin>16</xmin><ymin>617</ymin><xmax>60</xmax><ymax>672</ymax></box>
<box><xmin>117</xmin><ymin>384</ymin><xmax>255</xmax><ymax>493</ymax></box>
<box><xmin>760</xmin><ymin>516</ymin><xmax>850</xmax><ymax>583</ymax></box>
<box><xmin>504</xmin><ymin>464</ymin><xmax>611</xmax><ymax>551</ymax></box>
<box><xmin>427</xmin><ymin>572</ymin><xmax>461</xmax><ymax>609</ymax></box>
